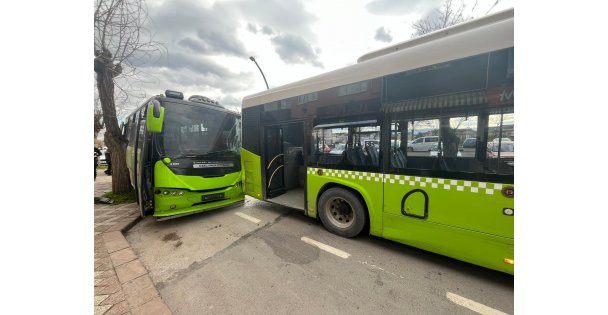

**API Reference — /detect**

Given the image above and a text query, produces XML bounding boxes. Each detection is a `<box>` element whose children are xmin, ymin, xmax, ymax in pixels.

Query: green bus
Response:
<box><xmin>122</xmin><ymin>90</ymin><xmax>244</xmax><ymax>219</ymax></box>
<box><xmin>241</xmin><ymin>9</ymin><xmax>514</xmax><ymax>274</ymax></box>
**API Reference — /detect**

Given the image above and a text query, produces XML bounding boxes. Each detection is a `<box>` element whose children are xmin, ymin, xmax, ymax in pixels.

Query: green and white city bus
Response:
<box><xmin>122</xmin><ymin>90</ymin><xmax>244</xmax><ymax>219</ymax></box>
<box><xmin>241</xmin><ymin>9</ymin><xmax>514</xmax><ymax>274</ymax></box>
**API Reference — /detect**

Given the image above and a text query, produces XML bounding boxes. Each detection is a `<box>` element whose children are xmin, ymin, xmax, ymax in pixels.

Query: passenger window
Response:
<box><xmin>442</xmin><ymin>116</ymin><xmax>478</xmax><ymax>158</ymax></box>
<box><xmin>432</xmin><ymin>116</ymin><xmax>486</xmax><ymax>173</ymax></box>
<box><xmin>486</xmin><ymin>112</ymin><xmax>514</xmax><ymax>175</ymax></box>
<box><xmin>407</xmin><ymin>119</ymin><xmax>440</xmax><ymax>156</ymax></box>
<box><xmin>389</xmin><ymin>121</ymin><xmax>408</xmax><ymax>168</ymax></box>
<box><xmin>311</xmin><ymin>123</ymin><xmax>381</xmax><ymax>169</ymax></box>
<box><xmin>389</xmin><ymin>119</ymin><xmax>440</xmax><ymax>170</ymax></box>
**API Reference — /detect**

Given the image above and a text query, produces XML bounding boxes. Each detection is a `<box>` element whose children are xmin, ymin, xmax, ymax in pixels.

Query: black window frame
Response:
<box><xmin>308</xmin><ymin>120</ymin><xmax>382</xmax><ymax>172</ymax></box>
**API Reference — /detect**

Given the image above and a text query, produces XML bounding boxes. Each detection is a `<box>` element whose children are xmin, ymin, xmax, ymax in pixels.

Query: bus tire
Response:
<box><xmin>318</xmin><ymin>187</ymin><xmax>366</xmax><ymax>238</ymax></box>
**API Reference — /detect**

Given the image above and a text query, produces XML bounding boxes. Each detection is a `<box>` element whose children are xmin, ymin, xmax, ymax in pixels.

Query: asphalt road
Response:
<box><xmin>126</xmin><ymin>197</ymin><xmax>513</xmax><ymax>315</ymax></box>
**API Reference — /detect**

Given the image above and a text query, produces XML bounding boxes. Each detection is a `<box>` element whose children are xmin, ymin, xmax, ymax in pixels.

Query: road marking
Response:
<box><xmin>234</xmin><ymin>212</ymin><xmax>261</xmax><ymax>224</ymax></box>
<box><xmin>301</xmin><ymin>237</ymin><xmax>351</xmax><ymax>259</ymax></box>
<box><xmin>446</xmin><ymin>292</ymin><xmax>509</xmax><ymax>315</ymax></box>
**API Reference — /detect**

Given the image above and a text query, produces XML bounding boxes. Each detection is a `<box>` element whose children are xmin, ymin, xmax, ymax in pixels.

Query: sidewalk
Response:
<box><xmin>94</xmin><ymin>171</ymin><xmax>172</xmax><ymax>315</ymax></box>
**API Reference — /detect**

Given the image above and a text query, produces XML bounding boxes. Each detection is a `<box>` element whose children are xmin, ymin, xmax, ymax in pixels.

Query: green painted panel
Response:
<box><xmin>382</xmin><ymin>174</ymin><xmax>513</xmax><ymax>273</ymax></box>
<box><xmin>241</xmin><ymin>148</ymin><xmax>263</xmax><ymax>200</ymax></box>
<box><xmin>383</xmin><ymin>212</ymin><xmax>513</xmax><ymax>274</ymax></box>
<box><xmin>383</xmin><ymin>174</ymin><xmax>513</xmax><ymax>239</ymax></box>
<box><xmin>305</xmin><ymin>167</ymin><xmax>514</xmax><ymax>273</ymax></box>
<box><xmin>146</xmin><ymin>102</ymin><xmax>165</xmax><ymax>133</ymax></box>
<box><xmin>152</xmin><ymin>161</ymin><xmax>244</xmax><ymax>217</ymax></box>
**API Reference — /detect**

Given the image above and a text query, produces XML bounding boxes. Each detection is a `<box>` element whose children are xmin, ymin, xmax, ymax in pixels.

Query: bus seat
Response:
<box><xmin>390</xmin><ymin>150</ymin><xmax>398</xmax><ymax>168</ymax></box>
<box><xmin>367</xmin><ymin>144</ymin><xmax>379</xmax><ymax>166</ymax></box>
<box><xmin>390</xmin><ymin>148</ymin><xmax>406</xmax><ymax>168</ymax></box>
<box><xmin>396</xmin><ymin>148</ymin><xmax>406</xmax><ymax>168</ymax></box>
<box><xmin>355</xmin><ymin>146</ymin><xmax>367</xmax><ymax>166</ymax></box>
<box><xmin>346</xmin><ymin>147</ymin><xmax>363</xmax><ymax>166</ymax></box>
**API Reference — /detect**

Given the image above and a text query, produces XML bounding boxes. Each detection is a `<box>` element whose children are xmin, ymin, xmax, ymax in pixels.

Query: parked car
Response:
<box><xmin>329</xmin><ymin>143</ymin><xmax>346</xmax><ymax>155</ymax></box>
<box><xmin>98</xmin><ymin>148</ymin><xmax>107</xmax><ymax>165</ymax></box>
<box><xmin>407</xmin><ymin>136</ymin><xmax>439</xmax><ymax>152</ymax></box>
<box><xmin>487</xmin><ymin>140</ymin><xmax>514</xmax><ymax>158</ymax></box>
<box><xmin>461</xmin><ymin>138</ymin><xmax>477</xmax><ymax>158</ymax></box>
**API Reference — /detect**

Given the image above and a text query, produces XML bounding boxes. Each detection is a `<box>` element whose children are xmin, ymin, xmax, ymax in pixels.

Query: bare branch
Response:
<box><xmin>94</xmin><ymin>0</ymin><xmax>166</xmax><ymax>193</ymax></box>
<box><xmin>411</xmin><ymin>0</ymin><xmax>498</xmax><ymax>38</ymax></box>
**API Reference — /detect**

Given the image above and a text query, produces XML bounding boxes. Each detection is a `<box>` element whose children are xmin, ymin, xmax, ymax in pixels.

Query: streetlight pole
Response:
<box><xmin>249</xmin><ymin>56</ymin><xmax>269</xmax><ymax>90</ymax></box>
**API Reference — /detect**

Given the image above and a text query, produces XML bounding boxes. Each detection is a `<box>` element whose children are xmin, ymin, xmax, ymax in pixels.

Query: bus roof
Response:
<box><xmin>356</xmin><ymin>8</ymin><xmax>514</xmax><ymax>63</ymax></box>
<box><xmin>242</xmin><ymin>8</ymin><xmax>513</xmax><ymax>109</ymax></box>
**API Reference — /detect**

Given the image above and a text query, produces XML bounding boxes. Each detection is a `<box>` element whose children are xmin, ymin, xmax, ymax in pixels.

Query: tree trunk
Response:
<box><xmin>95</xmin><ymin>59</ymin><xmax>132</xmax><ymax>194</ymax></box>
<box><xmin>440</xmin><ymin>117</ymin><xmax>459</xmax><ymax>158</ymax></box>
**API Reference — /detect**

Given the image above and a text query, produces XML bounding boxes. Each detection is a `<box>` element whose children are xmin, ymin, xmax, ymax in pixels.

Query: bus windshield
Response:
<box><xmin>160</xmin><ymin>102</ymin><xmax>240</xmax><ymax>159</ymax></box>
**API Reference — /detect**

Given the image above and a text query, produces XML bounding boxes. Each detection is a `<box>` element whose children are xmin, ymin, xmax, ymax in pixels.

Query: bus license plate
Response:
<box><xmin>202</xmin><ymin>193</ymin><xmax>224</xmax><ymax>202</ymax></box>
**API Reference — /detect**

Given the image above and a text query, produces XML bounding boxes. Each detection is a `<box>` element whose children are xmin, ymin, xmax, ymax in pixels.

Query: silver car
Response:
<box><xmin>487</xmin><ymin>141</ymin><xmax>514</xmax><ymax>158</ymax></box>
<box><xmin>407</xmin><ymin>136</ymin><xmax>439</xmax><ymax>152</ymax></box>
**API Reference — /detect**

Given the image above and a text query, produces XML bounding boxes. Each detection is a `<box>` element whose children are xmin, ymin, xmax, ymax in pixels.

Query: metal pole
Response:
<box><xmin>249</xmin><ymin>56</ymin><xmax>269</xmax><ymax>90</ymax></box>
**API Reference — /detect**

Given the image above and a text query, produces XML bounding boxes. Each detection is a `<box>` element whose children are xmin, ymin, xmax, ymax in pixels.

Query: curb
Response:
<box><xmin>96</xmin><ymin>204</ymin><xmax>172</xmax><ymax>315</ymax></box>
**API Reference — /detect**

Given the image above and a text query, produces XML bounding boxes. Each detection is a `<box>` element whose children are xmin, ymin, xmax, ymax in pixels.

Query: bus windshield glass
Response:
<box><xmin>160</xmin><ymin>102</ymin><xmax>240</xmax><ymax>158</ymax></box>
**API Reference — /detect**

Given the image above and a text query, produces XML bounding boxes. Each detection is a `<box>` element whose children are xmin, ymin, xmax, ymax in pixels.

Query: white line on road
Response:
<box><xmin>234</xmin><ymin>212</ymin><xmax>261</xmax><ymax>224</ymax></box>
<box><xmin>301</xmin><ymin>237</ymin><xmax>351</xmax><ymax>259</ymax></box>
<box><xmin>446</xmin><ymin>292</ymin><xmax>509</xmax><ymax>315</ymax></box>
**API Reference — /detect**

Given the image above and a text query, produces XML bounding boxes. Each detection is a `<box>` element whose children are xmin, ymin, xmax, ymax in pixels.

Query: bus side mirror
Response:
<box><xmin>146</xmin><ymin>100</ymin><xmax>165</xmax><ymax>133</ymax></box>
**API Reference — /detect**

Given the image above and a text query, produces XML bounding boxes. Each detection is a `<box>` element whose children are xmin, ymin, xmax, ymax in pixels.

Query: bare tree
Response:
<box><xmin>411</xmin><ymin>0</ymin><xmax>502</xmax><ymax>37</ymax></box>
<box><xmin>94</xmin><ymin>0</ymin><xmax>163</xmax><ymax>193</ymax></box>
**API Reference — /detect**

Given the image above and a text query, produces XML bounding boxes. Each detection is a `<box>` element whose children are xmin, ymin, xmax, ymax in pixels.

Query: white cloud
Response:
<box><xmin>120</xmin><ymin>0</ymin><xmax>513</xmax><ymax>111</ymax></box>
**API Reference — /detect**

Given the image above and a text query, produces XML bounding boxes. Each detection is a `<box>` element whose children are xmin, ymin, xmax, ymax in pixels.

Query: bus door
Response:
<box><xmin>264</xmin><ymin>125</ymin><xmax>285</xmax><ymax>198</ymax></box>
<box><xmin>135</xmin><ymin>107</ymin><xmax>155</xmax><ymax>216</ymax></box>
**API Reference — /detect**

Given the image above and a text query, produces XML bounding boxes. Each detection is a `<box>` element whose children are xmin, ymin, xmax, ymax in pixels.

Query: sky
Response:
<box><xmin>122</xmin><ymin>0</ymin><xmax>514</xmax><ymax>115</ymax></box>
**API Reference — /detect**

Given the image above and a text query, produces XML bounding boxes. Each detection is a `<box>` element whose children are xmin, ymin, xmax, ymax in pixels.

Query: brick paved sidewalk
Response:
<box><xmin>94</xmin><ymin>172</ymin><xmax>172</xmax><ymax>315</ymax></box>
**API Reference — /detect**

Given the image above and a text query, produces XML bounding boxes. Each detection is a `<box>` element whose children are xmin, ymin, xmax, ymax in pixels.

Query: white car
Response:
<box><xmin>407</xmin><ymin>136</ymin><xmax>439</xmax><ymax>152</ymax></box>
<box><xmin>487</xmin><ymin>141</ymin><xmax>514</xmax><ymax>158</ymax></box>
<box><xmin>98</xmin><ymin>148</ymin><xmax>107</xmax><ymax>165</ymax></box>
<box><xmin>329</xmin><ymin>143</ymin><xmax>346</xmax><ymax>154</ymax></box>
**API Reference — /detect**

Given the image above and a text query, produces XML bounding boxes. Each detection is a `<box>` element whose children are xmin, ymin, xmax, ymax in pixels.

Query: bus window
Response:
<box><xmin>486</xmin><ymin>112</ymin><xmax>514</xmax><ymax>175</ymax></box>
<box><xmin>311</xmin><ymin>123</ymin><xmax>380</xmax><ymax>169</ymax></box>
<box><xmin>437</xmin><ymin>116</ymin><xmax>485</xmax><ymax>173</ymax></box>
<box><xmin>389</xmin><ymin>121</ymin><xmax>407</xmax><ymax>168</ymax></box>
<box><xmin>390</xmin><ymin>118</ymin><xmax>439</xmax><ymax>170</ymax></box>
<box><xmin>445</xmin><ymin>116</ymin><xmax>478</xmax><ymax>158</ymax></box>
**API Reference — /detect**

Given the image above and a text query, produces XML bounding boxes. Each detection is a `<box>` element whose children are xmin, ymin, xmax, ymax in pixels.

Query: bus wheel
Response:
<box><xmin>318</xmin><ymin>188</ymin><xmax>366</xmax><ymax>238</ymax></box>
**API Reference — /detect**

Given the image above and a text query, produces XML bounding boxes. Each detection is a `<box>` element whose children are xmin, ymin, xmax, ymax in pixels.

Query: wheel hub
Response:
<box><xmin>326</xmin><ymin>197</ymin><xmax>355</xmax><ymax>228</ymax></box>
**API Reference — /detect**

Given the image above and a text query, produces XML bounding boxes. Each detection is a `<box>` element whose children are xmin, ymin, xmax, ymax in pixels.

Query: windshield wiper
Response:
<box><xmin>169</xmin><ymin>154</ymin><xmax>199</xmax><ymax>160</ymax></box>
<box><xmin>168</xmin><ymin>150</ymin><xmax>235</xmax><ymax>160</ymax></box>
<box><xmin>203</xmin><ymin>150</ymin><xmax>237</xmax><ymax>156</ymax></box>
